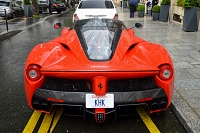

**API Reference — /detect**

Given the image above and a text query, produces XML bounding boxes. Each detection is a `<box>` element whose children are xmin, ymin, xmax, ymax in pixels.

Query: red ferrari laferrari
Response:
<box><xmin>24</xmin><ymin>18</ymin><xmax>174</xmax><ymax>123</ymax></box>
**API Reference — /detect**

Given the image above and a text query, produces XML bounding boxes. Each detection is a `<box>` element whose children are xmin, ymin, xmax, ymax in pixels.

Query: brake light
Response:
<box><xmin>73</xmin><ymin>14</ymin><xmax>79</xmax><ymax>22</ymax></box>
<box><xmin>26</xmin><ymin>65</ymin><xmax>41</xmax><ymax>81</ymax></box>
<box><xmin>159</xmin><ymin>64</ymin><xmax>173</xmax><ymax>80</ymax></box>
<box><xmin>53</xmin><ymin>4</ymin><xmax>58</xmax><ymax>7</ymax></box>
<box><xmin>113</xmin><ymin>14</ymin><xmax>118</xmax><ymax>20</ymax></box>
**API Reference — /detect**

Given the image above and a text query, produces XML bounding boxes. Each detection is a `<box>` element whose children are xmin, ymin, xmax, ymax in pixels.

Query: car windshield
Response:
<box><xmin>0</xmin><ymin>1</ymin><xmax>10</xmax><ymax>6</ymax></box>
<box><xmin>52</xmin><ymin>0</ymin><xmax>62</xmax><ymax>4</ymax></box>
<box><xmin>78</xmin><ymin>1</ymin><xmax>114</xmax><ymax>9</ymax></box>
<box><xmin>39</xmin><ymin>0</ymin><xmax>46</xmax><ymax>4</ymax></box>
<box><xmin>74</xmin><ymin>18</ymin><xmax>126</xmax><ymax>61</ymax></box>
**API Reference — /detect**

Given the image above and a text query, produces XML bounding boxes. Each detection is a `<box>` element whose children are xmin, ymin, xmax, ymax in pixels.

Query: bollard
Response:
<box><xmin>4</xmin><ymin>9</ymin><xmax>8</xmax><ymax>32</ymax></box>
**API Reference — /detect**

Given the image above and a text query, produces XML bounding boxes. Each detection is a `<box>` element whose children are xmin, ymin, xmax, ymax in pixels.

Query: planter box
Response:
<box><xmin>159</xmin><ymin>5</ymin><xmax>170</xmax><ymax>22</ymax></box>
<box><xmin>138</xmin><ymin>11</ymin><xmax>144</xmax><ymax>18</ymax></box>
<box><xmin>182</xmin><ymin>7</ymin><xmax>198</xmax><ymax>32</ymax></box>
<box><xmin>24</xmin><ymin>5</ymin><xmax>33</xmax><ymax>17</ymax></box>
<box><xmin>152</xmin><ymin>12</ymin><xmax>159</xmax><ymax>21</ymax></box>
<box><xmin>123</xmin><ymin>1</ymin><xmax>127</xmax><ymax>8</ymax></box>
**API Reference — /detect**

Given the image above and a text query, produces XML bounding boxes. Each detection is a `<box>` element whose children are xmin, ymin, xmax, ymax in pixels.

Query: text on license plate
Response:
<box><xmin>86</xmin><ymin>94</ymin><xmax>114</xmax><ymax>108</ymax></box>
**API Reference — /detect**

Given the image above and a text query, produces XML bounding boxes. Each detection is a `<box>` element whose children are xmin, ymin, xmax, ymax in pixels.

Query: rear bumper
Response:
<box><xmin>32</xmin><ymin>87</ymin><xmax>168</xmax><ymax>114</ymax></box>
<box><xmin>0</xmin><ymin>12</ymin><xmax>11</xmax><ymax>17</ymax></box>
<box><xmin>52</xmin><ymin>6</ymin><xmax>66</xmax><ymax>12</ymax></box>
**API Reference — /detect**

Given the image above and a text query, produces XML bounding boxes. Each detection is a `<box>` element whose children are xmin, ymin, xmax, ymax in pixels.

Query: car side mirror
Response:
<box><xmin>54</xmin><ymin>23</ymin><xmax>62</xmax><ymax>29</ymax></box>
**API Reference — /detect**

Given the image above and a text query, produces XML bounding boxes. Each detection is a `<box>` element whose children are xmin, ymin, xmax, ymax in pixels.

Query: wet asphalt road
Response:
<box><xmin>0</xmin><ymin>9</ymin><xmax>187</xmax><ymax>133</ymax></box>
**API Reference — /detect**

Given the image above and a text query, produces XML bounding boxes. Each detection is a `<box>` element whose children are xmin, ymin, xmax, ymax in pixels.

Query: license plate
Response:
<box><xmin>86</xmin><ymin>94</ymin><xmax>114</xmax><ymax>108</ymax></box>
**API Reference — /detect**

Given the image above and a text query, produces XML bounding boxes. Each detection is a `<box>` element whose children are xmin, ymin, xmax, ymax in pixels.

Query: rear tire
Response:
<box><xmin>13</xmin><ymin>13</ymin><xmax>16</xmax><ymax>18</ymax></box>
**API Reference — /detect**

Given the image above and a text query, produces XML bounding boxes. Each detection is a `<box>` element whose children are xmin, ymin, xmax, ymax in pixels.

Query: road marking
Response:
<box><xmin>38</xmin><ymin>110</ymin><xmax>56</xmax><ymax>133</ymax></box>
<box><xmin>22</xmin><ymin>111</ymin><xmax>41</xmax><ymax>133</ymax></box>
<box><xmin>136</xmin><ymin>106</ymin><xmax>161</xmax><ymax>133</ymax></box>
<box><xmin>49</xmin><ymin>106</ymin><xmax>64</xmax><ymax>133</ymax></box>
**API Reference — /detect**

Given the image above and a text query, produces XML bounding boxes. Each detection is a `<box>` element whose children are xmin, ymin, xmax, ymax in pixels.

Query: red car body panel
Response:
<box><xmin>24</xmin><ymin>19</ymin><xmax>174</xmax><ymax>122</ymax></box>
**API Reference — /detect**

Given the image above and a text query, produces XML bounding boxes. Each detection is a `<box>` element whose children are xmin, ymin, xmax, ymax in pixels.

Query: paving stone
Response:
<box><xmin>186</xmin><ymin>68</ymin><xmax>200</xmax><ymax>78</ymax></box>
<box><xmin>162</xmin><ymin>43</ymin><xmax>181</xmax><ymax>47</ymax></box>
<box><xmin>164</xmin><ymin>46</ymin><xmax>179</xmax><ymax>52</ymax></box>
<box><xmin>175</xmin><ymin>69</ymin><xmax>194</xmax><ymax>80</ymax></box>
<box><xmin>178</xmin><ymin>89</ymin><xmax>200</xmax><ymax>110</ymax></box>
<box><xmin>175</xmin><ymin>46</ymin><xmax>195</xmax><ymax>51</ymax></box>
<box><xmin>174</xmin><ymin>62</ymin><xmax>194</xmax><ymax>68</ymax></box>
<box><xmin>189</xmin><ymin>54</ymin><xmax>200</xmax><ymax>61</ymax></box>
<box><xmin>171</xmin><ymin>55</ymin><xmax>196</xmax><ymax>62</ymax></box>
<box><xmin>196</xmin><ymin>108</ymin><xmax>200</xmax><ymax>116</ymax></box>
<box><xmin>175</xmin><ymin>79</ymin><xmax>200</xmax><ymax>90</ymax></box>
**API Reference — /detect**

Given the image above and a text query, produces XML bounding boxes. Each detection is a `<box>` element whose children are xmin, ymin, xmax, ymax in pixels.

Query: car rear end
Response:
<box><xmin>73</xmin><ymin>0</ymin><xmax>118</xmax><ymax>22</ymax></box>
<box><xmin>52</xmin><ymin>0</ymin><xmax>66</xmax><ymax>13</ymax></box>
<box><xmin>24</xmin><ymin>19</ymin><xmax>174</xmax><ymax>123</ymax></box>
<box><xmin>0</xmin><ymin>1</ymin><xmax>12</xmax><ymax>18</ymax></box>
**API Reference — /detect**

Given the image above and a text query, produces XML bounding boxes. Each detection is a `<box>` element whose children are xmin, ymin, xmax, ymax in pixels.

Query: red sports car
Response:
<box><xmin>24</xmin><ymin>18</ymin><xmax>174</xmax><ymax>123</ymax></box>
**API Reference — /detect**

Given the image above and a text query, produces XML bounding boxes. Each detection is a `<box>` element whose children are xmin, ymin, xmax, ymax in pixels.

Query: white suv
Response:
<box><xmin>73</xmin><ymin>0</ymin><xmax>118</xmax><ymax>22</ymax></box>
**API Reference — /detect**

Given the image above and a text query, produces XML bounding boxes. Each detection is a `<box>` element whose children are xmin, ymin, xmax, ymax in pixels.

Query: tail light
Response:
<box><xmin>26</xmin><ymin>65</ymin><xmax>41</xmax><ymax>81</ymax></box>
<box><xmin>53</xmin><ymin>4</ymin><xmax>58</xmax><ymax>7</ymax></box>
<box><xmin>73</xmin><ymin>14</ymin><xmax>79</xmax><ymax>22</ymax></box>
<box><xmin>159</xmin><ymin>64</ymin><xmax>173</xmax><ymax>80</ymax></box>
<box><xmin>113</xmin><ymin>14</ymin><xmax>118</xmax><ymax>20</ymax></box>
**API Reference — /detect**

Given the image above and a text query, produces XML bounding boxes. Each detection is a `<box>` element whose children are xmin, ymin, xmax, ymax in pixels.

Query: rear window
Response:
<box><xmin>78</xmin><ymin>1</ymin><xmax>114</xmax><ymax>8</ymax></box>
<box><xmin>0</xmin><ymin>1</ymin><xmax>10</xmax><ymax>6</ymax></box>
<box><xmin>74</xmin><ymin>18</ymin><xmax>126</xmax><ymax>61</ymax></box>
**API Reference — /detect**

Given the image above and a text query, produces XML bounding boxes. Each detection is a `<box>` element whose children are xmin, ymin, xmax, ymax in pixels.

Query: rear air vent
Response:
<box><xmin>61</xmin><ymin>44</ymin><xmax>70</xmax><ymax>50</ymax></box>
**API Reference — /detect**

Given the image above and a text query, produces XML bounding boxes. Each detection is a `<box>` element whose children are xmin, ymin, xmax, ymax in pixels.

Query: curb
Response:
<box><xmin>171</xmin><ymin>89</ymin><xmax>200</xmax><ymax>133</ymax></box>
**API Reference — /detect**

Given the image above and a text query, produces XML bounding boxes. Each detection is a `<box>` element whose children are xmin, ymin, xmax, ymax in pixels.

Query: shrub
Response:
<box><xmin>137</xmin><ymin>4</ymin><xmax>145</xmax><ymax>11</ymax></box>
<box><xmin>152</xmin><ymin>5</ymin><xmax>160</xmax><ymax>13</ymax></box>
<box><xmin>161</xmin><ymin>0</ymin><xmax>171</xmax><ymax>5</ymax></box>
<box><xmin>195</xmin><ymin>0</ymin><xmax>200</xmax><ymax>7</ymax></box>
<box><xmin>177</xmin><ymin>0</ymin><xmax>182</xmax><ymax>6</ymax></box>
<box><xmin>24</xmin><ymin>0</ymin><xmax>31</xmax><ymax>5</ymax></box>
<box><xmin>182</xmin><ymin>0</ymin><xmax>195</xmax><ymax>8</ymax></box>
<box><xmin>33</xmin><ymin>15</ymin><xmax>40</xmax><ymax>19</ymax></box>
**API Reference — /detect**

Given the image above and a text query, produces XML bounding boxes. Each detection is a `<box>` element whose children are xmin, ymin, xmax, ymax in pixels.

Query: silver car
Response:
<box><xmin>0</xmin><ymin>0</ymin><xmax>24</xmax><ymax>19</ymax></box>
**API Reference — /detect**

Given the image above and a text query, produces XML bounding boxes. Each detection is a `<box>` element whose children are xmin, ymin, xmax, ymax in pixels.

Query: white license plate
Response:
<box><xmin>86</xmin><ymin>94</ymin><xmax>114</xmax><ymax>108</ymax></box>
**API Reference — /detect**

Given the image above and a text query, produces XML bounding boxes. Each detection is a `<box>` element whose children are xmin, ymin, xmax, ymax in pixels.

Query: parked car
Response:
<box><xmin>52</xmin><ymin>0</ymin><xmax>66</xmax><ymax>13</ymax></box>
<box><xmin>73</xmin><ymin>0</ymin><xmax>118</xmax><ymax>22</ymax></box>
<box><xmin>38</xmin><ymin>0</ymin><xmax>48</xmax><ymax>13</ymax></box>
<box><xmin>0</xmin><ymin>0</ymin><xmax>24</xmax><ymax>19</ymax></box>
<box><xmin>15</xmin><ymin>0</ymin><xmax>22</xmax><ymax>7</ymax></box>
<box><xmin>24</xmin><ymin>18</ymin><xmax>174</xmax><ymax>123</ymax></box>
<box><xmin>38</xmin><ymin>0</ymin><xmax>66</xmax><ymax>13</ymax></box>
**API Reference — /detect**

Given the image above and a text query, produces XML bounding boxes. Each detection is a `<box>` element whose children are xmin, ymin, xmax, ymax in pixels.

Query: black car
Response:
<box><xmin>52</xmin><ymin>0</ymin><xmax>66</xmax><ymax>13</ymax></box>
<box><xmin>38</xmin><ymin>0</ymin><xmax>66</xmax><ymax>14</ymax></box>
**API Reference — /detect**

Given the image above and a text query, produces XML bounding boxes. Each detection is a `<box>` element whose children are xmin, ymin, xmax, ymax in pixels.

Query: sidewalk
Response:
<box><xmin>0</xmin><ymin>6</ymin><xmax>200</xmax><ymax>133</ymax></box>
<box><xmin>116</xmin><ymin>6</ymin><xmax>200</xmax><ymax>133</ymax></box>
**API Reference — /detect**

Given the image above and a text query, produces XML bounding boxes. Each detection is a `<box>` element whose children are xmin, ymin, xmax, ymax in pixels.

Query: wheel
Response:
<box><xmin>12</xmin><ymin>13</ymin><xmax>16</xmax><ymax>18</ymax></box>
<box><xmin>57</xmin><ymin>10</ymin><xmax>61</xmax><ymax>14</ymax></box>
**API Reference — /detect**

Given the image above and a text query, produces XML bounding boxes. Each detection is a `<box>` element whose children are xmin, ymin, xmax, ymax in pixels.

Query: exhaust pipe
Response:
<box><xmin>150</xmin><ymin>102</ymin><xmax>159</xmax><ymax>110</ymax></box>
<box><xmin>41</xmin><ymin>102</ymin><xmax>50</xmax><ymax>110</ymax></box>
<box><xmin>159</xmin><ymin>100</ymin><xmax>167</xmax><ymax>109</ymax></box>
<box><xmin>32</xmin><ymin>100</ymin><xmax>41</xmax><ymax>110</ymax></box>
